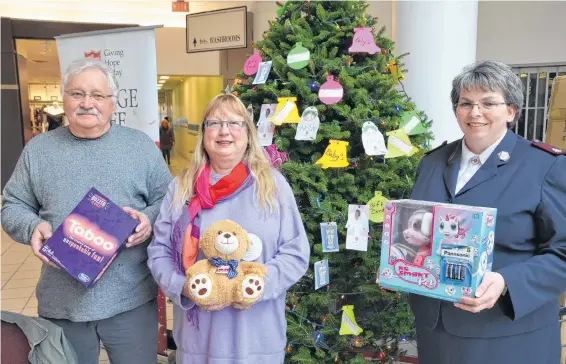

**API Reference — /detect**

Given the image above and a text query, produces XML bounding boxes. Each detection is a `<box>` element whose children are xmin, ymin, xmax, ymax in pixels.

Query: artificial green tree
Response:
<box><xmin>233</xmin><ymin>1</ymin><xmax>433</xmax><ymax>362</ymax></box>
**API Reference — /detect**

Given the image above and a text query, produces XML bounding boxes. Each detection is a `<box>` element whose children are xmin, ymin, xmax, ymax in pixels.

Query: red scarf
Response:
<box><xmin>181</xmin><ymin>162</ymin><xmax>249</xmax><ymax>271</ymax></box>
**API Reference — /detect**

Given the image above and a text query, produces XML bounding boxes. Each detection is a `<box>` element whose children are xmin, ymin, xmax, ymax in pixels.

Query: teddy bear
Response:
<box><xmin>185</xmin><ymin>220</ymin><xmax>267</xmax><ymax>310</ymax></box>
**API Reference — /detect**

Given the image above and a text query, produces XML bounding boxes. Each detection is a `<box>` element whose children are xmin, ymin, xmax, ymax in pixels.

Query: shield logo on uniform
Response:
<box><xmin>84</xmin><ymin>50</ymin><xmax>101</xmax><ymax>60</ymax></box>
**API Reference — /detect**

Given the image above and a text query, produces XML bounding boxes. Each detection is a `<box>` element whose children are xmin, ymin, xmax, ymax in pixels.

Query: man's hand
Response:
<box><xmin>30</xmin><ymin>222</ymin><xmax>58</xmax><ymax>268</ymax></box>
<box><xmin>122</xmin><ymin>207</ymin><xmax>151</xmax><ymax>248</ymax></box>
<box><xmin>454</xmin><ymin>272</ymin><xmax>506</xmax><ymax>313</ymax></box>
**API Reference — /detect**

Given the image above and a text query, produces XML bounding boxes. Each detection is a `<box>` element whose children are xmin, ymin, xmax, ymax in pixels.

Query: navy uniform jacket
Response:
<box><xmin>409</xmin><ymin>129</ymin><xmax>566</xmax><ymax>338</ymax></box>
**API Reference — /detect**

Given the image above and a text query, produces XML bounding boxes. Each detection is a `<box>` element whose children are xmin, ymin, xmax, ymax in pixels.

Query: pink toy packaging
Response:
<box><xmin>377</xmin><ymin>199</ymin><xmax>497</xmax><ymax>302</ymax></box>
<box><xmin>40</xmin><ymin>188</ymin><xmax>138</xmax><ymax>288</ymax></box>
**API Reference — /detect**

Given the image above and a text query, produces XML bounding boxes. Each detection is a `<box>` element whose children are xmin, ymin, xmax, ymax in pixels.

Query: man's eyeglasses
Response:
<box><xmin>455</xmin><ymin>101</ymin><xmax>507</xmax><ymax>112</ymax></box>
<box><xmin>204</xmin><ymin>120</ymin><xmax>245</xmax><ymax>130</ymax></box>
<box><xmin>65</xmin><ymin>90</ymin><xmax>114</xmax><ymax>102</ymax></box>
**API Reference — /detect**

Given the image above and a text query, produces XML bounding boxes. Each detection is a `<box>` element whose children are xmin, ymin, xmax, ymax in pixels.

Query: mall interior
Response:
<box><xmin>1</xmin><ymin>1</ymin><xmax>566</xmax><ymax>363</ymax></box>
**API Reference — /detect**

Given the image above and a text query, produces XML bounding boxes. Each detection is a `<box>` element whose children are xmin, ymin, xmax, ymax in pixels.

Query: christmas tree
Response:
<box><xmin>232</xmin><ymin>1</ymin><xmax>433</xmax><ymax>362</ymax></box>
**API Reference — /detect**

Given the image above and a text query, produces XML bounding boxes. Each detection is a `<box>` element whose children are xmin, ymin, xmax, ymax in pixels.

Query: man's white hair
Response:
<box><xmin>61</xmin><ymin>58</ymin><xmax>119</xmax><ymax>106</ymax></box>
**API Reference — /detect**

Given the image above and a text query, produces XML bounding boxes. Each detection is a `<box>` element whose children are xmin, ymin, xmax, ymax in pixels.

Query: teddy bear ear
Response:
<box><xmin>242</xmin><ymin>232</ymin><xmax>263</xmax><ymax>262</ymax></box>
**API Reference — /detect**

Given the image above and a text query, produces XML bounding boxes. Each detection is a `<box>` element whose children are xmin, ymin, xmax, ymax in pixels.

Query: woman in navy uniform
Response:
<box><xmin>410</xmin><ymin>60</ymin><xmax>566</xmax><ymax>364</ymax></box>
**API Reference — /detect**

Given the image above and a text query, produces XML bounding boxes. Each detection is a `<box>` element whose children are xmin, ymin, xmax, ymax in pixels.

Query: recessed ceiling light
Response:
<box><xmin>159</xmin><ymin>76</ymin><xmax>170</xmax><ymax>80</ymax></box>
<box><xmin>158</xmin><ymin>80</ymin><xmax>166</xmax><ymax>84</ymax></box>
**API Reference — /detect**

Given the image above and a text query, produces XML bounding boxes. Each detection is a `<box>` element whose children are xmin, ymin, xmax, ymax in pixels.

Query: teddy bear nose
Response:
<box><xmin>223</xmin><ymin>233</ymin><xmax>231</xmax><ymax>239</ymax></box>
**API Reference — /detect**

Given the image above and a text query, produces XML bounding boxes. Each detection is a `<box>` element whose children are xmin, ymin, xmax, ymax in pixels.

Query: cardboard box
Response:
<box><xmin>545</xmin><ymin>75</ymin><xmax>566</xmax><ymax>151</ymax></box>
<box><xmin>378</xmin><ymin>199</ymin><xmax>497</xmax><ymax>302</ymax></box>
<box><xmin>40</xmin><ymin>188</ymin><xmax>138</xmax><ymax>287</ymax></box>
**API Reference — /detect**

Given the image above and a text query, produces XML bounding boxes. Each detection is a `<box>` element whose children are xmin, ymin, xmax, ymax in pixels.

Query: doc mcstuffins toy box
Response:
<box><xmin>40</xmin><ymin>188</ymin><xmax>138</xmax><ymax>288</ymax></box>
<box><xmin>377</xmin><ymin>199</ymin><xmax>497</xmax><ymax>302</ymax></box>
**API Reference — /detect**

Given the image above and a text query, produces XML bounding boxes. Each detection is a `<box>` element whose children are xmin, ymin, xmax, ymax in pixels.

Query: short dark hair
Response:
<box><xmin>451</xmin><ymin>60</ymin><xmax>524</xmax><ymax>128</ymax></box>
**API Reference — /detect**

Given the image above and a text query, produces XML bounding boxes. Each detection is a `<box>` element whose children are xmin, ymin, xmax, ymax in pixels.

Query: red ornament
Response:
<box><xmin>396</xmin><ymin>295</ymin><xmax>401</xmax><ymax>300</ymax></box>
<box><xmin>379</xmin><ymin>352</ymin><xmax>386</xmax><ymax>359</ymax></box>
<box><xmin>354</xmin><ymin>163</ymin><xmax>359</xmax><ymax>168</ymax></box>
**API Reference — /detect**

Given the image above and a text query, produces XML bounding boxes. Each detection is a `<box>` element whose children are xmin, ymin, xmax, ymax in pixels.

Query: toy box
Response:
<box><xmin>377</xmin><ymin>199</ymin><xmax>497</xmax><ymax>302</ymax></box>
<box><xmin>40</xmin><ymin>188</ymin><xmax>138</xmax><ymax>288</ymax></box>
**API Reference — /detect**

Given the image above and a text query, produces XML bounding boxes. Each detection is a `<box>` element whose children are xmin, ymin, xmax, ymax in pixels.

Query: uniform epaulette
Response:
<box><xmin>424</xmin><ymin>140</ymin><xmax>448</xmax><ymax>155</ymax></box>
<box><xmin>531</xmin><ymin>141</ymin><xmax>565</xmax><ymax>156</ymax></box>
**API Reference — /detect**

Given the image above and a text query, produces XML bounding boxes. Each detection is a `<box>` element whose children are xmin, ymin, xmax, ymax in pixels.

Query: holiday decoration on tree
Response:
<box><xmin>318</xmin><ymin>75</ymin><xmax>344</xmax><ymax>105</ymax></box>
<box><xmin>233</xmin><ymin>1</ymin><xmax>432</xmax><ymax>362</ymax></box>
<box><xmin>367</xmin><ymin>191</ymin><xmax>388</xmax><ymax>223</ymax></box>
<box><xmin>244</xmin><ymin>50</ymin><xmax>262</xmax><ymax>76</ymax></box>
<box><xmin>287</xmin><ymin>42</ymin><xmax>311</xmax><ymax>70</ymax></box>
<box><xmin>361</xmin><ymin>121</ymin><xmax>387</xmax><ymax>156</ymax></box>
<box><xmin>270</xmin><ymin>97</ymin><xmax>301</xmax><ymax>125</ymax></box>
<box><xmin>385</xmin><ymin>129</ymin><xmax>419</xmax><ymax>159</ymax></box>
<box><xmin>349</xmin><ymin>27</ymin><xmax>381</xmax><ymax>54</ymax></box>
<box><xmin>316</xmin><ymin>140</ymin><xmax>349</xmax><ymax>168</ymax></box>
<box><xmin>399</xmin><ymin>111</ymin><xmax>427</xmax><ymax>135</ymax></box>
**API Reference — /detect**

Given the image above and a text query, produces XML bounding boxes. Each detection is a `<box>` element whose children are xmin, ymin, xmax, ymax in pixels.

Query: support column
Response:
<box><xmin>395</xmin><ymin>1</ymin><xmax>478</xmax><ymax>147</ymax></box>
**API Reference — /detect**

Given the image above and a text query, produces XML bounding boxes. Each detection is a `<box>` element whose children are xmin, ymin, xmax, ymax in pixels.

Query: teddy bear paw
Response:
<box><xmin>188</xmin><ymin>274</ymin><xmax>212</xmax><ymax>299</ymax></box>
<box><xmin>242</xmin><ymin>275</ymin><xmax>264</xmax><ymax>300</ymax></box>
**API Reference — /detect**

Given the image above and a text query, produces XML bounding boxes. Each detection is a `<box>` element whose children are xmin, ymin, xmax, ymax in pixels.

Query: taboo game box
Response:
<box><xmin>377</xmin><ymin>200</ymin><xmax>497</xmax><ymax>302</ymax></box>
<box><xmin>40</xmin><ymin>188</ymin><xmax>138</xmax><ymax>288</ymax></box>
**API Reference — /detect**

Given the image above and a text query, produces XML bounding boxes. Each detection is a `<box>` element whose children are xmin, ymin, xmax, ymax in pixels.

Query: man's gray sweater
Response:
<box><xmin>1</xmin><ymin>124</ymin><xmax>173</xmax><ymax>321</ymax></box>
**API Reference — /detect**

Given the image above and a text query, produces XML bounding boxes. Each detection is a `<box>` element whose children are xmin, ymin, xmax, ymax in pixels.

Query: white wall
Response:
<box><xmin>251</xmin><ymin>1</ymin><xmax>394</xmax><ymax>42</ymax></box>
<box><xmin>155</xmin><ymin>27</ymin><xmax>221</xmax><ymax>76</ymax></box>
<box><xmin>477</xmin><ymin>1</ymin><xmax>566</xmax><ymax>65</ymax></box>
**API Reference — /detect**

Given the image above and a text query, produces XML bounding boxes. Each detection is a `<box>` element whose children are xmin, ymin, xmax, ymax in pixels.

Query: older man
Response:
<box><xmin>1</xmin><ymin>58</ymin><xmax>172</xmax><ymax>364</ymax></box>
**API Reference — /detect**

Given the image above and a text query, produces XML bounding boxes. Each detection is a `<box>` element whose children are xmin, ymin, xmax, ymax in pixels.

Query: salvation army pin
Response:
<box><xmin>498</xmin><ymin>151</ymin><xmax>510</xmax><ymax>162</ymax></box>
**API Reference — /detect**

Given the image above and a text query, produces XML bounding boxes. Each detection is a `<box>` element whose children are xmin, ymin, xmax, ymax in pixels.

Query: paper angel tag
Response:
<box><xmin>348</xmin><ymin>28</ymin><xmax>381</xmax><ymax>55</ymax></box>
<box><xmin>314</xmin><ymin>259</ymin><xmax>329</xmax><ymax>290</ymax></box>
<box><xmin>315</xmin><ymin>140</ymin><xmax>349</xmax><ymax>169</ymax></box>
<box><xmin>244</xmin><ymin>50</ymin><xmax>262</xmax><ymax>76</ymax></box>
<box><xmin>384</xmin><ymin>129</ymin><xmax>418</xmax><ymax>159</ymax></box>
<box><xmin>287</xmin><ymin>42</ymin><xmax>310</xmax><ymax>70</ymax></box>
<box><xmin>295</xmin><ymin>106</ymin><xmax>320</xmax><ymax>141</ymax></box>
<box><xmin>361</xmin><ymin>121</ymin><xmax>387</xmax><ymax>156</ymax></box>
<box><xmin>367</xmin><ymin>191</ymin><xmax>388</xmax><ymax>223</ymax></box>
<box><xmin>318</xmin><ymin>76</ymin><xmax>343</xmax><ymax>105</ymax></box>
<box><xmin>242</xmin><ymin>233</ymin><xmax>263</xmax><ymax>261</ymax></box>
<box><xmin>257</xmin><ymin>103</ymin><xmax>277</xmax><ymax>146</ymax></box>
<box><xmin>269</xmin><ymin>97</ymin><xmax>300</xmax><ymax>125</ymax></box>
<box><xmin>399</xmin><ymin>111</ymin><xmax>426</xmax><ymax>135</ymax></box>
<box><xmin>253</xmin><ymin>61</ymin><xmax>272</xmax><ymax>85</ymax></box>
<box><xmin>321</xmin><ymin>222</ymin><xmax>339</xmax><ymax>253</ymax></box>
<box><xmin>339</xmin><ymin>305</ymin><xmax>363</xmax><ymax>335</ymax></box>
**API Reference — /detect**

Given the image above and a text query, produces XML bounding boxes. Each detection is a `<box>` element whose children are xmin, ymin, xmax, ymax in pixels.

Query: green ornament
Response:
<box><xmin>287</xmin><ymin>42</ymin><xmax>310</xmax><ymax>70</ymax></box>
<box><xmin>399</xmin><ymin>111</ymin><xmax>427</xmax><ymax>135</ymax></box>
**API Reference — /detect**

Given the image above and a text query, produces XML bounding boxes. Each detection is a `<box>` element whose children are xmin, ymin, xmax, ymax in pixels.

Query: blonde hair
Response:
<box><xmin>173</xmin><ymin>94</ymin><xmax>277</xmax><ymax>212</ymax></box>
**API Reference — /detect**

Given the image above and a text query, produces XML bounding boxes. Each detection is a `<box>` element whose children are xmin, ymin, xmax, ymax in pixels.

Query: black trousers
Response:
<box><xmin>161</xmin><ymin>149</ymin><xmax>171</xmax><ymax>165</ymax></box>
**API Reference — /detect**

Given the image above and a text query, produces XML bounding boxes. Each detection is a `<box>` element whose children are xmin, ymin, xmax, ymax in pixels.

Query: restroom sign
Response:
<box><xmin>172</xmin><ymin>1</ymin><xmax>189</xmax><ymax>12</ymax></box>
<box><xmin>186</xmin><ymin>6</ymin><xmax>247</xmax><ymax>53</ymax></box>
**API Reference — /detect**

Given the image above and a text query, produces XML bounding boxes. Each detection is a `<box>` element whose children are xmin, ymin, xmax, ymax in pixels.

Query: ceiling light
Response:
<box><xmin>158</xmin><ymin>80</ymin><xmax>166</xmax><ymax>84</ymax></box>
<box><xmin>159</xmin><ymin>76</ymin><xmax>170</xmax><ymax>80</ymax></box>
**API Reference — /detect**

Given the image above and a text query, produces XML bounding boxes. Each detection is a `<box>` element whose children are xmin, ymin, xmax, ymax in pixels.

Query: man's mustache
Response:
<box><xmin>74</xmin><ymin>108</ymin><xmax>101</xmax><ymax>118</ymax></box>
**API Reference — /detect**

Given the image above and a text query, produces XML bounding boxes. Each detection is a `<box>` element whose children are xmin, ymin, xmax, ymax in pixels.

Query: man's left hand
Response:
<box><xmin>454</xmin><ymin>271</ymin><xmax>506</xmax><ymax>313</ymax></box>
<box><xmin>122</xmin><ymin>207</ymin><xmax>151</xmax><ymax>248</ymax></box>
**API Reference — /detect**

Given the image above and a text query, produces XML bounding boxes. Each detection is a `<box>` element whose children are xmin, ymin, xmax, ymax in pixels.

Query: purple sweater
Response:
<box><xmin>147</xmin><ymin>169</ymin><xmax>310</xmax><ymax>364</ymax></box>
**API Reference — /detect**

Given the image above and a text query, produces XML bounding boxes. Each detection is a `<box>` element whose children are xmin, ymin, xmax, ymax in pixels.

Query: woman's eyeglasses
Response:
<box><xmin>455</xmin><ymin>101</ymin><xmax>507</xmax><ymax>112</ymax></box>
<box><xmin>204</xmin><ymin>120</ymin><xmax>245</xmax><ymax>130</ymax></box>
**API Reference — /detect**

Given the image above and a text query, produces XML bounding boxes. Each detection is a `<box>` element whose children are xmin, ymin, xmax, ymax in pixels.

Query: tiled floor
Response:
<box><xmin>1</xmin><ymin>148</ymin><xmax>191</xmax><ymax>363</ymax></box>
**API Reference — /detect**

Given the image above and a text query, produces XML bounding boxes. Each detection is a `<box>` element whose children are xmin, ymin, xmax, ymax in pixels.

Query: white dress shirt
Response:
<box><xmin>455</xmin><ymin>133</ymin><xmax>506</xmax><ymax>194</ymax></box>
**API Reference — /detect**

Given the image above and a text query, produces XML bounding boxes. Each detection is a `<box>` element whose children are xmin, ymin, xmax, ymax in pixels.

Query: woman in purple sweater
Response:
<box><xmin>147</xmin><ymin>94</ymin><xmax>310</xmax><ymax>364</ymax></box>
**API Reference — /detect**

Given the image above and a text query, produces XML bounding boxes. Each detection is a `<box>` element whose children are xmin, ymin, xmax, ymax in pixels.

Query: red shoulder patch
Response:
<box><xmin>424</xmin><ymin>140</ymin><xmax>448</xmax><ymax>155</ymax></box>
<box><xmin>531</xmin><ymin>141</ymin><xmax>565</xmax><ymax>155</ymax></box>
